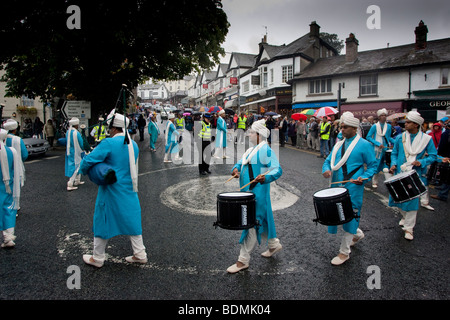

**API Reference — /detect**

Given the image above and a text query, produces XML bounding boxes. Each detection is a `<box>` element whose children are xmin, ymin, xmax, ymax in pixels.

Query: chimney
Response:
<box><xmin>415</xmin><ymin>20</ymin><xmax>428</xmax><ymax>51</ymax></box>
<box><xmin>345</xmin><ymin>33</ymin><xmax>359</xmax><ymax>63</ymax></box>
<box><xmin>309</xmin><ymin>21</ymin><xmax>320</xmax><ymax>38</ymax></box>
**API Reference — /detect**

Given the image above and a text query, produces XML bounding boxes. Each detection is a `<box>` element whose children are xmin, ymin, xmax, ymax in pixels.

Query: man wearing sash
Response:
<box><xmin>79</xmin><ymin>112</ymin><xmax>146</xmax><ymax>267</ymax></box>
<box><xmin>164</xmin><ymin>113</ymin><xmax>180</xmax><ymax>163</ymax></box>
<box><xmin>227</xmin><ymin>119</ymin><xmax>283</xmax><ymax>274</ymax></box>
<box><xmin>147</xmin><ymin>114</ymin><xmax>160</xmax><ymax>152</ymax></box>
<box><xmin>388</xmin><ymin>111</ymin><xmax>437</xmax><ymax>240</ymax></box>
<box><xmin>366</xmin><ymin>108</ymin><xmax>394</xmax><ymax>188</ymax></box>
<box><xmin>65</xmin><ymin>118</ymin><xmax>85</xmax><ymax>191</ymax></box>
<box><xmin>213</xmin><ymin>109</ymin><xmax>228</xmax><ymax>159</ymax></box>
<box><xmin>322</xmin><ymin>112</ymin><xmax>378</xmax><ymax>265</ymax></box>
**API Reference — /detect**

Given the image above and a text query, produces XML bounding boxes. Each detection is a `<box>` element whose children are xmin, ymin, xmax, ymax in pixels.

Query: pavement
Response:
<box><xmin>0</xmin><ymin>131</ymin><xmax>448</xmax><ymax>309</ymax></box>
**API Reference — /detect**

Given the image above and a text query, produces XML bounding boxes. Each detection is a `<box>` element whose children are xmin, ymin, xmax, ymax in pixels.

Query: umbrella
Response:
<box><xmin>265</xmin><ymin>112</ymin><xmax>278</xmax><ymax>116</ymax></box>
<box><xmin>313</xmin><ymin>107</ymin><xmax>338</xmax><ymax>118</ymax></box>
<box><xmin>183</xmin><ymin>112</ymin><xmax>191</xmax><ymax>116</ymax></box>
<box><xmin>224</xmin><ymin>108</ymin><xmax>235</xmax><ymax>115</ymax></box>
<box><xmin>208</xmin><ymin>106</ymin><xmax>223</xmax><ymax>113</ymax></box>
<box><xmin>291</xmin><ymin>113</ymin><xmax>307</xmax><ymax>121</ymax></box>
<box><xmin>387</xmin><ymin>113</ymin><xmax>406</xmax><ymax>120</ymax></box>
<box><xmin>301</xmin><ymin>109</ymin><xmax>316</xmax><ymax>115</ymax></box>
<box><xmin>196</xmin><ymin>106</ymin><xmax>208</xmax><ymax>112</ymax></box>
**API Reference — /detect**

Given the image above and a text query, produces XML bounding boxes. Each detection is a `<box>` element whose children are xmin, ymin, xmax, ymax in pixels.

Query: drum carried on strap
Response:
<box><xmin>214</xmin><ymin>192</ymin><xmax>257</xmax><ymax>230</ymax></box>
<box><xmin>427</xmin><ymin>161</ymin><xmax>450</xmax><ymax>186</ymax></box>
<box><xmin>87</xmin><ymin>163</ymin><xmax>117</xmax><ymax>185</ymax></box>
<box><xmin>313</xmin><ymin>187</ymin><xmax>358</xmax><ymax>226</ymax></box>
<box><xmin>385</xmin><ymin>149</ymin><xmax>392</xmax><ymax>168</ymax></box>
<box><xmin>384</xmin><ymin>170</ymin><xmax>426</xmax><ymax>203</ymax></box>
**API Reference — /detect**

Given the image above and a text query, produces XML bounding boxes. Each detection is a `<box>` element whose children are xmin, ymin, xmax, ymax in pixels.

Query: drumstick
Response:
<box><xmin>224</xmin><ymin>174</ymin><xmax>237</xmax><ymax>184</ymax></box>
<box><xmin>239</xmin><ymin>171</ymin><xmax>271</xmax><ymax>190</ymax></box>
<box><xmin>330</xmin><ymin>178</ymin><xmax>368</xmax><ymax>185</ymax></box>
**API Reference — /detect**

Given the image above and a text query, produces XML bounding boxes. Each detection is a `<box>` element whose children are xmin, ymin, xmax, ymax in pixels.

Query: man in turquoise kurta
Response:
<box><xmin>322</xmin><ymin>112</ymin><xmax>378</xmax><ymax>265</ymax></box>
<box><xmin>164</xmin><ymin>113</ymin><xmax>180</xmax><ymax>163</ymax></box>
<box><xmin>213</xmin><ymin>109</ymin><xmax>228</xmax><ymax>159</ymax></box>
<box><xmin>388</xmin><ymin>111</ymin><xmax>437</xmax><ymax>240</ymax></box>
<box><xmin>227</xmin><ymin>119</ymin><xmax>283</xmax><ymax>274</ymax></box>
<box><xmin>365</xmin><ymin>108</ymin><xmax>394</xmax><ymax>188</ymax></box>
<box><xmin>147</xmin><ymin>115</ymin><xmax>160</xmax><ymax>152</ymax></box>
<box><xmin>65</xmin><ymin>118</ymin><xmax>85</xmax><ymax>191</ymax></box>
<box><xmin>79</xmin><ymin>113</ymin><xmax>147</xmax><ymax>268</ymax></box>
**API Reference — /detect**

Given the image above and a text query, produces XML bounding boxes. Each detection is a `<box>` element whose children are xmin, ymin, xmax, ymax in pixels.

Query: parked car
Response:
<box><xmin>23</xmin><ymin>137</ymin><xmax>51</xmax><ymax>156</ymax></box>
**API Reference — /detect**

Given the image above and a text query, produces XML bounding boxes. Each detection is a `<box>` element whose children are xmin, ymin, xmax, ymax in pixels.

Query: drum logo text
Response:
<box><xmin>241</xmin><ymin>205</ymin><xmax>248</xmax><ymax>226</ymax></box>
<box><xmin>336</xmin><ymin>202</ymin><xmax>345</xmax><ymax>221</ymax></box>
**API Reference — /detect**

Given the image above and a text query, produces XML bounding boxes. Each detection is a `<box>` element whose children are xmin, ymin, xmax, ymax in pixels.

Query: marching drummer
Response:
<box><xmin>322</xmin><ymin>112</ymin><xmax>378</xmax><ymax>265</ymax></box>
<box><xmin>388</xmin><ymin>111</ymin><xmax>437</xmax><ymax>240</ymax></box>
<box><xmin>227</xmin><ymin>119</ymin><xmax>283</xmax><ymax>274</ymax></box>
<box><xmin>365</xmin><ymin>108</ymin><xmax>394</xmax><ymax>188</ymax></box>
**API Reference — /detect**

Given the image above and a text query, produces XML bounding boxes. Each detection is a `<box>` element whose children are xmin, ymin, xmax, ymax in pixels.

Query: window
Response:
<box><xmin>360</xmin><ymin>74</ymin><xmax>378</xmax><ymax>96</ymax></box>
<box><xmin>441</xmin><ymin>68</ymin><xmax>449</xmax><ymax>86</ymax></box>
<box><xmin>242</xmin><ymin>80</ymin><xmax>250</xmax><ymax>93</ymax></box>
<box><xmin>21</xmin><ymin>95</ymin><xmax>35</xmax><ymax>107</ymax></box>
<box><xmin>282</xmin><ymin>65</ymin><xmax>293</xmax><ymax>83</ymax></box>
<box><xmin>259</xmin><ymin>66</ymin><xmax>268</xmax><ymax>88</ymax></box>
<box><xmin>308</xmin><ymin>78</ymin><xmax>332</xmax><ymax>94</ymax></box>
<box><xmin>270</xmin><ymin>69</ymin><xmax>274</xmax><ymax>83</ymax></box>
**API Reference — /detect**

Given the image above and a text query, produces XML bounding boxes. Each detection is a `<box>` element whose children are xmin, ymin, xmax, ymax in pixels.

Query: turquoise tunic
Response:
<box><xmin>388</xmin><ymin>132</ymin><xmax>437</xmax><ymax>211</ymax></box>
<box><xmin>6</xmin><ymin>136</ymin><xmax>28</xmax><ymax>162</ymax></box>
<box><xmin>323</xmin><ymin>135</ymin><xmax>378</xmax><ymax>234</ymax></box>
<box><xmin>79</xmin><ymin>135</ymin><xmax>141</xmax><ymax>239</ymax></box>
<box><xmin>65</xmin><ymin>128</ymin><xmax>84</xmax><ymax>177</ymax></box>
<box><xmin>215</xmin><ymin>116</ymin><xmax>227</xmax><ymax>148</ymax></box>
<box><xmin>148</xmin><ymin>120</ymin><xmax>160</xmax><ymax>149</ymax></box>
<box><xmin>232</xmin><ymin>143</ymin><xmax>282</xmax><ymax>244</ymax></box>
<box><xmin>0</xmin><ymin>147</ymin><xmax>16</xmax><ymax>231</ymax></box>
<box><xmin>165</xmin><ymin>121</ymin><xmax>179</xmax><ymax>154</ymax></box>
<box><xmin>366</xmin><ymin>122</ymin><xmax>394</xmax><ymax>173</ymax></box>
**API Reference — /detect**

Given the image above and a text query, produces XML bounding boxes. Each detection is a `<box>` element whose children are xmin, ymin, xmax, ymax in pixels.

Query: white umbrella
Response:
<box><xmin>313</xmin><ymin>107</ymin><xmax>338</xmax><ymax>118</ymax></box>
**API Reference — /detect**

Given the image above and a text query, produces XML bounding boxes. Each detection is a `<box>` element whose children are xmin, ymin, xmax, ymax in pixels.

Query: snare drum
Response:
<box><xmin>384</xmin><ymin>170</ymin><xmax>426</xmax><ymax>203</ymax></box>
<box><xmin>385</xmin><ymin>149</ymin><xmax>392</xmax><ymax>168</ymax></box>
<box><xmin>427</xmin><ymin>161</ymin><xmax>450</xmax><ymax>186</ymax></box>
<box><xmin>313</xmin><ymin>187</ymin><xmax>357</xmax><ymax>226</ymax></box>
<box><xmin>214</xmin><ymin>192</ymin><xmax>257</xmax><ymax>230</ymax></box>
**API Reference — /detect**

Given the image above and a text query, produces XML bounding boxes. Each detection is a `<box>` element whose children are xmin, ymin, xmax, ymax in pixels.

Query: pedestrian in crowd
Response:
<box><xmin>147</xmin><ymin>114</ymin><xmax>160</xmax><ymax>152</ymax></box>
<box><xmin>44</xmin><ymin>119</ymin><xmax>56</xmax><ymax>148</ymax></box>
<box><xmin>214</xmin><ymin>109</ymin><xmax>228</xmax><ymax>159</ymax></box>
<box><xmin>0</xmin><ymin>128</ymin><xmax>23</xmax><ymax>248</ymax></box>
<box><xmin>164</xmin><ymin>113</ymin><xmax>180</xmax><ymax>163</ymax></box>
<box><xmin>296</xmin><ymin>119</ymin><xmax>306</xmax><ymax>149</ymax></box>
<box><xmin>90</xmin><ymin>117</ymin><xmax>107</xmax><ymax>146</ymax></box>
<box><xmin>236</xmin><ymin>112</ymin><xmax>247</xmax><ymax>145</ymax></box>
<box><xmin>79</xmin><ymin>112</ymin><xmax>146</xmax><ymax>268</ymax></box>
<box><xmin>33</xmin><ymin>117</ymin><xmax>44</xmax><ymax>139</ymax></box>
<box><xmin>365</xmin><ymin>108</ymin><xmax>394</xmax><ymax>188</ymax></box>
<box><xmin>428</xmin><ymin>122</ymin><xmax>442</xmax><ymax>149</ymax></box>
<box><xmin>137</xmin><ymin>114</ymin><xmax>147</xmax><ymax>142</ymax></box>
<box><xmin>322</xmin><ymin>112</ymin><xmax>378</xmax><ymax>265</ymax></box>
<box><xmin>23</xmin><ymin>118</ymin><xmax>33</xmax><ymax>138</ymax></box>
<box><xmin>308</xmin><ymin>117</ymin><xmax>319</xmax><ymax>152</ymax></box>
<box><xmin>175</xmin><ymin>112</ymin><xmax>185</xmax><ymax>145</ymax></box>
<box><xmin>329</xmin><ymin>120</ymin><xmax>340</xmax><ymax>151</ymax></box>
<box><xmin>388</xmin><ymin>111</ymin><xmax>437</xmax><ymax>240</ymax></box>
<box><xmin>319</xmin><ymin>116</ymin><xmax>331</xmax><ymax>158</ymax></box>
<box><xmin>431</xmin><ymin>118</ymin><xmax>450</xmax><ymax>202</ymax></box>
<box><xmin>227</xmin><ymin>119</ymin><xmax>283</xmax><ymax>274</ymax></box>
<box><xmin>266</xmin><ymin>116</ymin><xmax>275</xmax><ymax>144</ymax></box>
<box><xmin>65</xmin><ymin>117</ymin><xmax>85</xmax><ymax>191</ymax></box>
<box><xmin>390</xmin><ymin>119</ymin><xmax>402</xmax><ymax>137</ymax></box>
<box><xmin>198</xmin><ymin>113</ymin><xmax>212</xmax><ymax>175</ymax></box>
<box><xmin>279</xmin><ymin>117</ymin><xmax>288</xmax><ymax>147</ymax></box>
<box><xmin>4</xmin><ymin>119</ymin><xmax>28</xmax><ymax>163</ymax></box>
<box><xmin>128</xmin><ymin>115</ymin><xmax>137</xmax><ymax>141</ymax></box>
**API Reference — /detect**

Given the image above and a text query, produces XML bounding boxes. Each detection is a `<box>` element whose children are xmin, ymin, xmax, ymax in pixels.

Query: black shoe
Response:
<box><xmin>200</xmin><ymin>171</ymin><xmax>207</xmax><ymax>175</ymax></box>
<box><xmin>206</xmin><ymin>170</ymin><xmax>212</xmax><ymax>174</ymax></box>
<box><xmin>317</xmin><ymin>155</ymin><xmax>323</xmax><ymax>158</ymax></box>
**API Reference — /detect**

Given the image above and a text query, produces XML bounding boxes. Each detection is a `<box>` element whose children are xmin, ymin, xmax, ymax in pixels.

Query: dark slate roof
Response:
<box><xmin>227</xmin><ymin>52</ymin><xmax>257</xmax><ymax>70</ymax></box>
<box><xmin>293</xmin><ymin>38</ymin><xmax>450</xmax><ymax>80</ymax></box>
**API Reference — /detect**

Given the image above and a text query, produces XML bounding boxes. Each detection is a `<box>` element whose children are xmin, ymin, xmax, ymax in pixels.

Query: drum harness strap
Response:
<box><xmin>247</xmin><ymin>164</ymin><xmax>258</xmax><ymax>190</ymax></box>
<box><xmin>340</xmin><ymin>143</ymin><xmax>361</xmax><ymax>221</ymax></box>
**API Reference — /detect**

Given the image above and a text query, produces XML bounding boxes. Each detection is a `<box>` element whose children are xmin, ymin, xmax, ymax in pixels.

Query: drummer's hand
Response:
<box><xmin>444</xmin><ymin>158</ymin><xmax>450</xmax><ymax>163</ymax></box>
<box><xmin>389</xmin><ymin>165</ymin><xmax>396</xmax><ymax>174</ymax></box>
<box><xmin>232</xmin><ymin>168</ymin><xmax>240</xmax><ymax>178</ymax></box>
<box><xmin>322</xmin><ymin>170</ymin><xmax>332</xmax><ymax>178</ymax></box>
<box><xmin>254</xmin><ymin>174</ymin><xmax>266</xmax><ymax>184</ymax></box>
<box><xmin>351</xmin><ymin>177</ymin><xmax>364</xmax><ymax>185</ymax></box>
<box><xmin>411</xmin><ymin>160</ymin><xmax>421</xmax><ymax>167</ymax></box>
<box><xmin>378</xmin><ymin>144</ymin><xmax>384</xmax><ymax>150</ymax></box>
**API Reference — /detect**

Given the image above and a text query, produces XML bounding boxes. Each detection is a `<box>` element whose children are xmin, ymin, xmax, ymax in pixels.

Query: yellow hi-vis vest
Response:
<box><xmin>93</xmin><ymin>125</ymin><xmax>107</xmax><ymax>140</ymax></box>
<box><xmin>237</xmin><ymin>116</ymin><xmax>247</xmax><ymax>129</ymax></box>
<box><xmin>320</xmin><ymin>122</ymin><xmax>330</xmax><ymax>140</ymax></box>
<box><xmin>198</xmin><ymin>121</ymin><xmax>211</xmax><ymax>140</ymax></box>
<box><xmin>175</xmin><ymin>118</ymin><xmax>184</xmax><ymax>130</ymax></box>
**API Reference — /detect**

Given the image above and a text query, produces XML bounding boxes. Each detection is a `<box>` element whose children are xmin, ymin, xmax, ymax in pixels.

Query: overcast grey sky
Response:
<box><xmin>220</xmin><ymin>0</ymin><xmax>450</xmax><ymax>62</ymax></box>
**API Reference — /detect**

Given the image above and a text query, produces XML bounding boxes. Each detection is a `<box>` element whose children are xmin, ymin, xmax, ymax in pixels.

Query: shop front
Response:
<box><xmin>340</xmin><ymin>101</ymin><xmax>405</xmax><ymax>120</ymax></box>
<box><xmin>406</xmin><ymin>98</ymin><xmax>450</xmax><ymax>123</ymax></box>
<box><xmin>241</xmin><ymin>87</ymin><xmax>292</xmax><ymax>114</ymax></box>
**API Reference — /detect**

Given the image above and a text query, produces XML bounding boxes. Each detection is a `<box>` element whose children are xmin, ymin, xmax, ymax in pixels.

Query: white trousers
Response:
<box><xmin>68</xmin><ymin>174</ymin><xmax>82</xmax><ymax>187</ymax></box>
<box><xmin>93</xmin><ymin>235</ymin><xmax>147</xmax><ymax>262</ymax></box>
<box><xmin>339</xmin><ymin>228</ymin><xmax>364</xmax><ymax>256</ymax></box>
<box><xmin>399</xmin><ymin>210</ymin><xmax>417</xmax><ymax>232</ymax></box>
<box><xmin>238</xmin><ymin>228</ymin><xmax>280</xmax><ymax>265</ymax></box>
<box><xmin>2</xmin><ymin>227</ymin><xmax>15</xmax><ymax>243</ymax></box>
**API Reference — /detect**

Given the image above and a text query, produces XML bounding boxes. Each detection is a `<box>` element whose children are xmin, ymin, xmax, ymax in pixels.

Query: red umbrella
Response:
<box><xmin>291</xmin><ymin>113</ymin><xmax>307</xmax><ymax>121</ymax></box>
<box><xmin>208</xmin><ymin>106</ymin><xmax>223</xmax><ymax>113</ymax></box>
<box><xmin>313</xmin><ymin>106</ymin><xmax>338</xmax><ymax>118</ymax></box>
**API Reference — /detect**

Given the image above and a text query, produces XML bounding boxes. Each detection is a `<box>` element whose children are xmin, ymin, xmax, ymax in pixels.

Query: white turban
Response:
<box><xmin>0</xmin><ymin>129</ymin><xmax>7</xmax><ymax>142</ymax></box>
<box><xmin>168</xmin><ymin>113</ymin><xmax>175</xmax><ymax>119</ymax></box>
<box><xmin>251</xmin><ymin>119</ymin><xmax>270</xmax><ymax>138</ymax></box>
<box><xmin>340</xmin><ymin>111</ymin><xmax>360</xmax><ymax>128</ymax></box>
<box><xmin>406</xmin><ymin>111</ymin><xmax>424</xmax><ymax>125</ymax></box>
<box><xmin>3</xmin><ymin>119</ymin><xmax>18</xmax><ymax>131</ymax></box>
<box><xmin>107</xmin><ymin>112</ymin><xmax>130</xmax><ymax>129</ymax></box>
<box><xmin>69</xmin><ymin>117</ymin><xmax>79</xmax><ymax>126</ymax></box>
<box><xmin>218</xmin><ymin>109</ymin><xmax>225</xmax><ymax>115</ymax></box>
<box><xmin>377</xmin><ymin>108</ymin><xmax>388</xmax><ymax>117</ymax></box>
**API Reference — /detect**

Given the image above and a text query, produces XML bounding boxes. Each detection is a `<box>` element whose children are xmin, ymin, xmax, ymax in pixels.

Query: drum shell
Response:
<box><xmin>427</xmin><ymin>162</ymin><xmax>450</xmax><ymax>186</ymax></box>
<box><xmin>313</xmin><ymin>188</ymin><xmax>356</xmax><ymax>226</ymax></box>
<box><xmin>385</xmin><ymin>150</ymin><xmax>392</xmax><ymax>168</ymax></box>
<box><xmin>384</xmin><ymin>170</ymin><xmax>426</xmax><ymax>203</ymax></box>
<box><xmin>215</xmin><ymin>192</ymin><xmax>256</xmax><ymax>230</ymax></box>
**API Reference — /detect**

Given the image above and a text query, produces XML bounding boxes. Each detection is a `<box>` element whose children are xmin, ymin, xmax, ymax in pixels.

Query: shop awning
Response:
<box><xmin>292</xmin><ymin>101</ymin><xmax>337</xmax><ymax>109</ymax></box>
<box><xmin>340</xmin><ymin>101</ymin><xmax>404</xmax><ymax>118</ymax></box>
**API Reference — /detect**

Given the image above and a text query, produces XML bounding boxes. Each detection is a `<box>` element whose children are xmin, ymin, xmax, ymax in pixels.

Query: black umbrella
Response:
<box><xmin>265</xmin><ymin>111</ymin><xmax>278</xmax><ymax>116</ymax></box>
<box><xmin>224</xmin><ymin>108</ymin><xmax>235</xmax><ymax>115</ymax></box>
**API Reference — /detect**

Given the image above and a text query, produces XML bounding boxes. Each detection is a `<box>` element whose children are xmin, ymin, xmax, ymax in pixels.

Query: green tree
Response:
<box><xmin>0</xmin><ymin>0</ymin><xmax>229</xmax><ymax>115</ymax></box>
<box><xmin>320</xmin><ymin>32</ymin><xmax>344</xmax><ymax>54</ymax></box>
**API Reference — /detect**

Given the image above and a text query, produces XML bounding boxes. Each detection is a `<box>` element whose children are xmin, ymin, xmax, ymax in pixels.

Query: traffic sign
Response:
<box><xmin>61</xmin><ymin>100</ymin><xmax>91</xmax><ymax>119</ymax></box>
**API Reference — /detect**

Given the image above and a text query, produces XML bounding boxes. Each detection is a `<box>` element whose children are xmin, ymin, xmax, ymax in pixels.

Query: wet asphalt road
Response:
<box><xmin>0</xmin><ymin>130</ymin><xmax>448</xmax><ymax>305</ymax></box>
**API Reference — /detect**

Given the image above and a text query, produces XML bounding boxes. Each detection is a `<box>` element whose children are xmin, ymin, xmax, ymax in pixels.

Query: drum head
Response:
<box><xmin>385</xmin><ymin>170</ymin><xmax>416</xmax><ymax>183</ymax></box>
<box><xmin>217</xmin><ymin>192</ymin><xmax>255</xmax><ymax>200</ymax></box>
<box><xmin>313</xmin><ymin>187</ymin><xmax>347</xmax><ymax>198</ymax></box>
